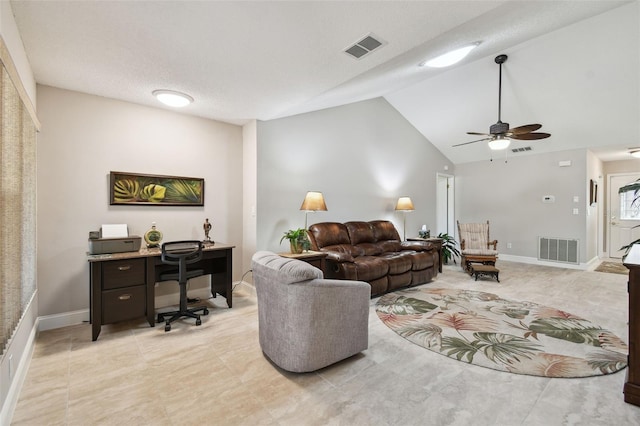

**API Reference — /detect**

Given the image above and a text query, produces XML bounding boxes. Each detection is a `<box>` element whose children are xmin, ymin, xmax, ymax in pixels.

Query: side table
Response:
<box><xmin>279</xmin><ymin>250</ymin><xmax>327</xmax><ymax>275</ymax></box>
<box><xmin>407</xmin><ymin>237</ymin><xmax>443</xmax><ymax>273</ymax></box>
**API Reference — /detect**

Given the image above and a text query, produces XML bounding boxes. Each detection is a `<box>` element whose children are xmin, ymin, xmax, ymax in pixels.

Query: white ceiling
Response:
<box><xmin>9</xmin><ymin>0</ymin><xmax>637</xmax><ymax>164</ymax></box>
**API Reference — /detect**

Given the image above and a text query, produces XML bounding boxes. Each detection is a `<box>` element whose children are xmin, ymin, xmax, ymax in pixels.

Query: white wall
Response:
<box><xmin>454</xmin><ymin>149</ymin><xmax>590</xmax><ymax>263</ymax></box>
<box><xmin>242</xmin><ymin>120</ymin><xmax>258</xmax><ymax>284</ymax></box>
<box><xmin>36</xmin><ymin>85</ymin><xmax>243</xmax><ymax>317</ymax></box>
<box><xmin>256</xmin><ymin>97</ymin><xmax>454</xmax><ymax>253</ymax></box>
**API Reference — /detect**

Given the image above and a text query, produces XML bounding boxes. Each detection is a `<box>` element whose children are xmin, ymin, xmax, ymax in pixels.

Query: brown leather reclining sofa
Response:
<box><xmin>307</xmin><ymin>220</ymin><xmax>439</xmax><ymax>296</ymax></box>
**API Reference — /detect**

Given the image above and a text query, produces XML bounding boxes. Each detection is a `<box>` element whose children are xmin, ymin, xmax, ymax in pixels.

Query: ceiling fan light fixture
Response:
<box><xmin>488</xmin><ymin>136</ymin><xmax>511</xmax><ymax>150</ymax></box>
<box><xmin>420</xmin><ymin>42</ymin><xmax>480</xmax><ymax>68</ymax></box>
<box><xmin>152</xmin><ymin>90</ymin><xmax>193</xmax><ymax>107</ymax></box>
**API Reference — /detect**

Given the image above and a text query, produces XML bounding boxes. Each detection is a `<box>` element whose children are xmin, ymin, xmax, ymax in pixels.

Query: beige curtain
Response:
<box><xmin>0</xmin><ymin>46</ymin><xmax>38</xmax><ymax>355</ymax></box>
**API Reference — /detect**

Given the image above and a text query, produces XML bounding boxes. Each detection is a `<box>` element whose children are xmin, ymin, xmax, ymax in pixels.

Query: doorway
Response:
<box><xmin>608</xmin><ymin>172</ymin><xmax>640</xmax><ymax>258</ymax></box>
<box><xmin>436</xmin><ymin>173</ymin><xmax>455</xmax><ymax>236</ymax></box>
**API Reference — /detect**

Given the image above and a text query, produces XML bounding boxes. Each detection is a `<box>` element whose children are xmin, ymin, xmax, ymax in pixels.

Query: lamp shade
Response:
<box><xmin>300</xmin><ymin>191</ymin><xmax>327</xmax><ymax>212</ymax></box>
<box><xmin>395</xmin><ymin>196</ymin><xmax>414</xmax><ymax>211</ymax></box>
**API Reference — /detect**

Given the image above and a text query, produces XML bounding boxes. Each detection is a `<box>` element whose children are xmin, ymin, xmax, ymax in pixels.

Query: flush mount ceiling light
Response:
<box><xmin>152</xmin><ymin>90</ymin><xmax>193</xmax><ymax>107</ymax></box>
<box><xmin>419</xmin><ymin>42</ymin><xmax>481</xmax><ymax>68</ymax></box>
<box><xmin>630</xmin><ymin>150</ymin><xmax>640</xmax><ymax>158</ymax></box>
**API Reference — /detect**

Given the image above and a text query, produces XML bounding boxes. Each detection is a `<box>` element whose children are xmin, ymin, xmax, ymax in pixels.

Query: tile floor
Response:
<box><xmin>10</xmin><ymin>260</ymin><xmax>640</xmax><ymax>425</ymax></box>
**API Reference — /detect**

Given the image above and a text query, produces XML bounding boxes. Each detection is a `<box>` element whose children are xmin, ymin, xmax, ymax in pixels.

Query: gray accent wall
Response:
<box><xmin>454</xmin><ymin>149</ymin><xmax>596</xmax><ymax>264</ymax></box>
<box><xmin>256</xmin><ymin>97</ymin><xmax>454</xmax><ymax>252</ymax></box>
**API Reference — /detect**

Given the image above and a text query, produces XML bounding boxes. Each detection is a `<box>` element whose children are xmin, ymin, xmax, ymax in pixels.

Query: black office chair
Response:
<box><xmin>158</xmin><ymin>240</ymin><xmax>209</xmax><ymax>331</ymax></box>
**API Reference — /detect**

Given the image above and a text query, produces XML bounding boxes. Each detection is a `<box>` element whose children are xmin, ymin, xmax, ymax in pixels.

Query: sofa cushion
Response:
<box><xmin>370</xmin><ymin>220</ymin><xmax>401</xmax><ymax>241</ymax></box>
<box><xmin>345</xmin><ymin>221</ymin><xmax>376</xmax><ymax>245</ymax></box>
<box><xmin>309</xmin><ymin>222</ymin><xmax>350</xmax><ymax>248</ymax></box>
<box><xmin>379</xmin><ymin>240</ymin><xmax>402</xmax><ymax>253</ymax></box>
<box><xmin>252</xmin><ymin>251</ymin><xmax>323</xmax><ymax>284</ymax></box>
<box><xmin>353</xmin><ymin>256</ymin><xmax>389</xmax><ymax>281</ymax></box>
<box><xmin>357</xmin><ymin>242</ymin><xmax>382</xmax><ymax>256</ymax></box>
<box><xmin>378</xmin><ymin>252</ymin><xmax>413</xmax><ymax>275</ymax></box>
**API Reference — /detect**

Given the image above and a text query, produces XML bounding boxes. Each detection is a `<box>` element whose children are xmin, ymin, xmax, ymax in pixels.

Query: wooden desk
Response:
<box><xmin>88</xmin><ymin>243</ymin><xmax>234</xmax><ymax>341</ymax></box>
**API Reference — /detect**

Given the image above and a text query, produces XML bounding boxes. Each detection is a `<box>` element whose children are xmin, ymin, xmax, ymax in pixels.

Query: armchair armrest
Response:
<box><xmin>488</xmin><ymin>240</ymin><xmax>498</xmax><ymax>250</ymax></box>
<box><xmin>460</xmin><ymin>238</ymin><xmax>466</xmax><ymax>250</ymax></box>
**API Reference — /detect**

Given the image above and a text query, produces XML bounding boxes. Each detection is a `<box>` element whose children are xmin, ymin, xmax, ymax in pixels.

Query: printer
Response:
<box><xmin>88</xmin><ymin>224</ymin><xmax>142</xmax><ymax>255</ymax></box>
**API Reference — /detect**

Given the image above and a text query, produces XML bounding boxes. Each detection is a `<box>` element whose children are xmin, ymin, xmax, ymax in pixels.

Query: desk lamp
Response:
<box><xmin>395</xmin><ymin>196</ymin><xmax>414</xmax><ymax>241</ymax></box>
<box><xmin>300</xmin><ymin>191</ymin><xmax>328</xmax><ymax>228</ymax></box>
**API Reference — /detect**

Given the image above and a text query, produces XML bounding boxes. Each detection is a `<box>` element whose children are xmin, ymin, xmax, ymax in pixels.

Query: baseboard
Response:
<box><xmin>234</xmin><ymin>280</ymin><xmax>255</xmax><ymax>297</ymax></box>
<box><xmin>38</xmin><ymin>309</ymin><xmax>89</xmax><ymax>331</ymax></box>
<box><xmin>1</xmin><ymin>293</ymin><xmax>38</xmax><ymax>426</ymax></box>
<box><xmin>497</xmin><ymin>254</ymin><xmax>589</xmax><ymax>270</ymax></box>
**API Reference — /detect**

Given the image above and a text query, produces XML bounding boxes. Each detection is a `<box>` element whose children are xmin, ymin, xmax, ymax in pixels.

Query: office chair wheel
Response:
<box><xmin>203</xmin><ymin>308</ymin><xmax>209</xmax><ymax>316</ymax></box>
<box><xmin>196</xmin><ymin>317</ymin><xmax>202</xmax><ymax>326</ymax></box>
<box><xmin>165</xmin><ymin>322</ymin><xmax>171</xmax><ymax>332</ymax></box>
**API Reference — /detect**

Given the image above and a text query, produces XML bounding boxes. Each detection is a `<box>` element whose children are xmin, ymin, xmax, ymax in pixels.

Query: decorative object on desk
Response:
<box><xmin>376</xmin><ymin>287</ymin><xmax>627</xmax><ymax>378</ymax></box>
<box><xmin>437</xmin><ymin>232</ymin><xmax>460</xmax><ymax>264</ymax></box>
<box><xmin>203</xmin><ymin>218</ymin><xmax>214</xmax><ymax>244</ymax></box>
<box><xmin>395</xmin><ymin>196</ymin><xmax>414</xmax><ymax>241</ymax></box>
<box><xmin>300</xmin><ymin>191</ymin><xmax>328</xmax><ymax>228</ymax></box>
<box><xmin>110</xmin><ymin>171</ymin><xmax>204</xmax><ymax>206</ymax></box>
<box><xmin>144</xmin><ymin>222</ymin><xmax>163</xmax><ymax>248</ymax></box>
<box><xmin>280</xmin><ymin>228</ymin><xmax>311</xmax><ymax>254</ymax></box>
<box><xmin>418</xmin><ymin>224</ymin><xmax>430</xmax><ymax>239</ymax></box>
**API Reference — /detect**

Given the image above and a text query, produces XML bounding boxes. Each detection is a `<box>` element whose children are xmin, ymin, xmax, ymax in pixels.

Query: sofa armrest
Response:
<box><xmin>323</xmin><ymin>250</ymin><xmax>355</xmax><ymax>263</ymax></box>
<box><xmin>400</xmin><ymin>241</ymin><xmax>434</xmax><ymax>251</ymax></box>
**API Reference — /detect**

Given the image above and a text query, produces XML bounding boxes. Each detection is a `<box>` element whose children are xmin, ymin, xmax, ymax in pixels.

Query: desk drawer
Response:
<box><xmin>102</xmin><ymin>258</ymin><xmax>145</xmax><ymax>290</ymax></box>
<box><xmin>102</xmin><ymin>285</ymin><xmax>146</xmax><ymax>324</ymax></box>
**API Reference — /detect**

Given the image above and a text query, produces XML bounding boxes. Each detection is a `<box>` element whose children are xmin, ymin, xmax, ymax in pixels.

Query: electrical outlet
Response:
<box><xmin>507</xmin><ymin>243</ymin><xmax>512</xmax><ymax>249</ymax></box>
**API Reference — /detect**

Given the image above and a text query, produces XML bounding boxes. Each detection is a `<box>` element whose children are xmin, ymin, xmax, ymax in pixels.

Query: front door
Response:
<box><xmin>608</xmin><ymin>173</ymin><xmax>640</xmax><ymax>258</ymax></box>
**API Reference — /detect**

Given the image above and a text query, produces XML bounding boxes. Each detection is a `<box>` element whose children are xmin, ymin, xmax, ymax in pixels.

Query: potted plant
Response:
<box><xmin>437</xmin><ymin>232</ymin><xmax>460</xmax><ymax>264</ymax></box>
<box><xmin>280</xmin><ymin>228</ymin><xmax>311</xmax><ymax>254</ymax></box>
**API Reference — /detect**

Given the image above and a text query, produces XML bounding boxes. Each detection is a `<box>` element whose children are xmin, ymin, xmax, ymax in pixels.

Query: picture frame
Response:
<box><xmin>109</xmin><ymin>171</ymin><xmax>204</xmax><ymax>206</ymax></box>
<box><xmin>589</xmin><ymin>179</ymin><xmax>597</xmax><ymax>206</ymax></box>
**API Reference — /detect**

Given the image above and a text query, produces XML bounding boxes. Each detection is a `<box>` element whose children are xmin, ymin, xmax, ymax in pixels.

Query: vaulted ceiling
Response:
<box><xmin>10</xmin><ymin>1</ymin><xmax>638</xmax><ymax>164</ymax></box>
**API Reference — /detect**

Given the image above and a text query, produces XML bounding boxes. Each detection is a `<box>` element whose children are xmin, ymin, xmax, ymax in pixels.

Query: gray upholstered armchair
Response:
<box><xmin>251</xmin><ymin>251</ymin><xmax>370</xmax><ymax>372</ymax></box>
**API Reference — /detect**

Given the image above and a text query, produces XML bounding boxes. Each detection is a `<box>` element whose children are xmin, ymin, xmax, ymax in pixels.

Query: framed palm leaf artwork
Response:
<box><xmin>110</xmin><ymin>171</ymin><xmax>204</xmax><ymax>206</ymax></box>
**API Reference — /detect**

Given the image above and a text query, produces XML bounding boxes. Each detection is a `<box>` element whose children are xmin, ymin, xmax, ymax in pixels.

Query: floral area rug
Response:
<box><xmin>376</xmin><ymin>288</ymin><xmax>628</xmax><ymax>378</ymax></box>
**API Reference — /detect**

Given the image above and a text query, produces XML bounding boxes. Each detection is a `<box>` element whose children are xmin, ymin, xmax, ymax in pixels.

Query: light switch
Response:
<box><xmin>573</xmin><ymin>196</ymin><xmax>579</xmax><ymax>203</ymax></box>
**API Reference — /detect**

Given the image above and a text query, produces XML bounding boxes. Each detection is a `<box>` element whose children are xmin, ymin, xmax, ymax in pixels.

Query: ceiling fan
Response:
<box><xmin>453</xmin><ymin>54</ymin><xmax>550</xmax><ymax>150</ymax></box>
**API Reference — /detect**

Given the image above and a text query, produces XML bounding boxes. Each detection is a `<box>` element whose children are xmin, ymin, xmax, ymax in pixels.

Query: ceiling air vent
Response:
<box><xmin>511</xmin><ymin>146</ymin><xmax>533</xmax><ymax>153</ymax></box>
<box><xmin>344</xmin><ymin>34</ymin><xmax>384</xmax><ymax>59</ymax></box>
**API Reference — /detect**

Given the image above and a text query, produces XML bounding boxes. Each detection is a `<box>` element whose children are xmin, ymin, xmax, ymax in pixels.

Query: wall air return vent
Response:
<box><xmin>538</xmin><ymin>237</ymin><xmax>579</xmax><ymax>264</ymax></box>
<box><xmin>512</xmin><ymin>146</ymin><xmax>533</xmax><ymax>153</ymax></box>
<box><xmin>344</xmin><ymin>34</ymin><xmax>384</xmax><ymax>59</ymax></box>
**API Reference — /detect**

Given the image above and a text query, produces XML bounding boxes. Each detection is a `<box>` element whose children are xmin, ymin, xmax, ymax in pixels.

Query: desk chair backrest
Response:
<box><xmin>161</xmin><ymin>241</ymin><xmax>204</xmax><ymax>284</ymax></box>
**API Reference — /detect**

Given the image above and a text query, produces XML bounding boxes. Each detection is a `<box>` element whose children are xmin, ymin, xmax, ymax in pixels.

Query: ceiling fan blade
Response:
<box><xmin>452</xmin><ymin>137</ymin><xmax>492</xmax><ymax>147</ymax></box>
<box><xmin>510</xmin><ymin>132</ymin><xmax>551</xmax><ymax>140</ymax></box>
<box><xmin>508</xmin><ymin>124</ymin><xmax>542</xmax><ymax>135</ymax></box>
<box><xmin>466</xmin><ymin>131</ymin><xmax>491</xmax><ymax>136</ymax></box>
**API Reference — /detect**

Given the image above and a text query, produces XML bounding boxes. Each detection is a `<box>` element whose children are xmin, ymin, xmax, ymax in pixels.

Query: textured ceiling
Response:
<box><xmin>10</xmin><ymin>0</ymin><xmax>636</xmax><ymax>163</ymax></box>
